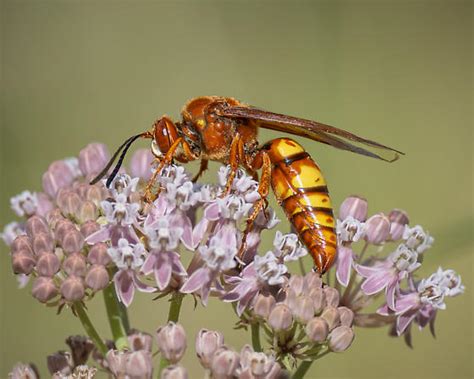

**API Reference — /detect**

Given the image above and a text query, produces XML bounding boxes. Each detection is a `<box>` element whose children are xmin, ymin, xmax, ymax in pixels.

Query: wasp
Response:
<box><xmin>91</xmin><ymin>96</ymin><xmax>403</xmax><ymax>273</ymax></box>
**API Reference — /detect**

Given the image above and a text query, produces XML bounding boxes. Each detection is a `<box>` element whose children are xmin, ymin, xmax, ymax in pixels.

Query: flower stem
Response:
<box><xmin>103</xmin><ymin>283</ymin><xmax>129</xmax><ymax>350</ymax></box>
<box><xmin>251</xmin><ymin>323</ymin><xmax>262</xmax><ymax>352</ymax></box>
<box><xmin>74</xmin><ymin>302</ymin><xmax>107</xmax><ymax>356</ymax></box>
<box><xmin>292</xmin><ymin>349</ymin><xmax>330</xmax><ymax>379</ymax></box>
<box><xmin>158</xmin><ymin>292</ymin><xmax>185</xmax><ymax>376</ymax></box>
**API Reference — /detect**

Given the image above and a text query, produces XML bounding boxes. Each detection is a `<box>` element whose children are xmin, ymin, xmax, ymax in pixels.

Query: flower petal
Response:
<box><xmin>361</xmin><ymin>270</ymin><xmax>393</xmax><ymax>295</ymax></box>
<box><xmin>396</xmin><ymin>310</ymin><xmax>417</xmax><ymax>335</ymax></box>
<box><xmin>154</xmin><ymin>254</ymin><xmax>172</xmax><ymax>291</ymax></box>
<box><xmin>180</xmin><ymin>267</ymin><xmax>210</xmax><ymax>293</ymax></box>
<box><xmin>141</xmin><ymin>253</ymin><xmax>157</xmax><ymax>276</ymax></box>
<box><xmin>114</xmin><ymin>270</ymin><xmax>135</xmax><ymax>307</ymax></box>
<box><xmin>85</xmin><ymin>227</ymin><xmax>110</xmax><ymax>244</ymax></box>
<box><xmin>204</xmin><ymin>203</ymin><xmax>220</xmax><ymax>221</ymax></box>
<box><xmin>336</xmin><ymin>246</ymin><xmax>353</xmax><ymax>287</ymax></box>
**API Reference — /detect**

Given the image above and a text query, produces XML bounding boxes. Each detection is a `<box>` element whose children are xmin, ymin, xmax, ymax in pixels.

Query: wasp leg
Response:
<box><xmin>237</xmin><ymin>150</ymin><xmax>271</xmax><ymax>261</ymax></box>
<box><xmin>192</xmin><ymin>159</ymin><xmax>209</xmax><ymax>183</ymax></box>
<box><xmin>221</xmin><ymin>134</ymin><xmax>242</xmax><ymax>197</ymax></box>
<box><xmin>143</xmin><ymin>137</ymin><xmax>183</xmax><ymax>203</ymax></box>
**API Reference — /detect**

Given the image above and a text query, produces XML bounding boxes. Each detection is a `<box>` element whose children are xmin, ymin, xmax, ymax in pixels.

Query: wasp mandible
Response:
<box><xmin>91</xmin><ymin>96</ymin><xmax>403</xmax><ymax>273</ymax></box>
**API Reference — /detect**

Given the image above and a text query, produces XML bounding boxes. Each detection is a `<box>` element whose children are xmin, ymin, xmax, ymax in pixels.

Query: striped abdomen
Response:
<box><xmin>263</xmin><ymin>138</ymin><xmax>337</xmax><ymax>273</ymax></box>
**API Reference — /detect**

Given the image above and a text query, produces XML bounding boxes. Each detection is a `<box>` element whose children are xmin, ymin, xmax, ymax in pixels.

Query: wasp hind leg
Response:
<box><xmin>192</xmin><ymin>159</ymin><xmax>209</xmax><ymax>183</ymax></box>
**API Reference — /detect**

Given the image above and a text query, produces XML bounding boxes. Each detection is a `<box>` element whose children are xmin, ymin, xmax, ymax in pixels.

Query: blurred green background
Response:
<box><xmin>1</xmin><ymin>0</ymin><xmax>472</xmax><ymax>378</ymax></box>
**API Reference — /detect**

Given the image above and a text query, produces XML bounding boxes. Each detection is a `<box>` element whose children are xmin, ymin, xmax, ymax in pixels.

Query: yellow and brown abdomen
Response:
<box><xmin>263</xmin><ymin>138</ymin><xmax>337</xmax><ymax>273</ymax></box>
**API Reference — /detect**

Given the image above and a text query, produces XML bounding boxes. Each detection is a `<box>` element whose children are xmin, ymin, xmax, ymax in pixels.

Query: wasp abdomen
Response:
<box><xmin>264</xmin><ymin>138</ymin><xmax>337</xmax><ymax>273</ymax></box>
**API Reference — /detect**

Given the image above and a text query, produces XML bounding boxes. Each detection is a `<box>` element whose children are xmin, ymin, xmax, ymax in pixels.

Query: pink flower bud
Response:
<box><xmin>195</xmin><ymin>329</ymin><xmax>224</xmax><ymax>369</ymax></box>
<box><xmin>60</xmin><ymin>276</ymin><xmax>85</xmax><ymax>301</ymax></box>
<box><xmin>65</xmin><ymin>335</ymin><xmax>95</xmax><ymax>366</ymax></box>
<box><xmin>308</xmin><ymin>287</ymin><xmax>326</xmax><ymax>313</ymax></box>
<box><xmin>128</xmin><ymin>331</ymin><xmax>153</xmax><ymax>352</ymax></box>
<box><xmin>11</xmin><ymin>249</ymin><xmax>36</xmax><ymax>275</ymax></box>
<box><xmin>268</xmin><ymin>303</ymin><xmax>293</xmax><ymax>331</ymax></box>
<box><xmin>42</xmin><ymin>161</ymin><xmax>75</xmax><ymax>197</ymax></box>
<box><xmin>288</xmin><ymin>275</ymin><xmax>305</xmax><ymax>295</ymax></box>
<box><xmin>26</xmin><ymin>216</ymin><xmax>50</xmax><ymax>238</ymax></box>
<box><xmin>337</xmin><ymin>306</ymin><xmax>354</xmax><ymax>327</ymax></box>
<box><xmin>9</xmin><ymin>363</ymin><xmax>39</xmax><ymax>379</ymax></box>
<box><xmin>155</xmin><ymin>322</ymin><xmax>187</xmax><ymax>364</ymax></box>
<box><xmin>32</xmin><ymin>277</ymin><xmax>58</xmax><ymax>302</ymax></box>
<box><xmin>35</xmin><ymin>193</ymin><xmax>54</xmax><ymax>217</ymax></box>
<box><xmin>161</xmin><ymin>365</ymin><xmax>188</xmax><ymax>379</ymax></box>
<box><xmin>46</xmin><ymin>208</ymin><xmax>65</xmax><ymax>229</ymax></box>
<box><xmin>106</xmin><ymin>350</ymin><xmax>127</xmax><ymax>377</ymax></box>
<box><xmin>124</xmin><ymin>351</ymin><xmax>153</xmax><ymax>378</ymax></box>
<box><xmin>294</xmin><ymin>295</ymin><xmax>315</xmax><ymax>323</ymax></box>
<box><xmin>253</xmin><ymin>294</ymin><xmax>276</xmax><ymax>319</ymax></box>
<box><xmin>80</xmin><ymin>220</ymin><xmax>100</xmax><ymax>238</ymax></box>
<box><xmin>63</xmin><ymin>253</ymin><xmax>87</xmax><ymax>277</ymax></box>
<box><xmin>323</xmin><ymin>287</ymin><xmax>340</xmax><ymax>308</ymax></box>
<box><xmin>304</xmin><ymin>271</ymin><xmax>323</xmax><ymax>289</ymax></box>
<box><xmin>210</xmin><ymin>346</ymin><xmax>240</xmax><ymax>379</ymax></box>
<box><xmin>328</xmin><ymin>326</ymin><xmax>355</xmax><ymax>352</ymax></box>
<box><xmin>240</xmin><ymin>345</ymin><xmax>281</xmax><ymax>379</ymax></box>
<box><xmin>87</xmin><ymin>243</ymin><xmax>111</xmax><ymax>265</ymax></box>
<box><xmin>36</xmin><ymin>252</ymin><xmax>60</xmax><ymax>277</ymax></box>
<box><xmin>85</xmin><ymin>264</ymin><xmax>109</xmax><ymax>291</ymax></box>
<box><xmin>86</xmin><ymin>184</ymin><xmax>108</xmax><ymax>205</ymax></box>
<box><xmin>54</xmin><ymin>219</ymin><xmax>76</xmax><ymax>243</ymax></box>
<box><xmin>321</xmin><ymin>307</ymin><xmax>341</xmax><ymax>331</ymax></box>
<box><xmin>129</xmin><ymin>148</ymin><xmax>154</xmax><ymax>180</ymax></box>
<box><xmin>364</xmin><ymin>213</ymin><xmax>390</xmax><ymax>245</ymax></box>
<box><xmin>11</xmin><ymin>235</ymin><xmax>33</xmax><ymax>255</ymax></box>
<box><xmin>73</xmin><ymin>182</ymin><xmax>90</xmax><ymax>199</ymax></box>
<box><xmin>47</xmin><ymin>351</ymin><xmax>73</xmax><ymax>376</ymax></box>
<box><xmin>32</xmin><ymin>233</ymin><xmax>54</xmax><ymax>255</ymax></box>
<box><xmin>78</xmin><ymin>201</ymin><xmax>97</xmax><ymax>223</ymax></box>
<box><xmin>78</xmin><ymin>143</ymin><xmax>110</xmax><ymax>177</ymax></box>
<box><xmin>61</xmin><ymin>230</ymin><xmax>84</xmax><ymax>254</ymax></box>
<box><xmin>339</xmin><ymin>195</ymin><xmax>368</xmax><ymax>221</ymax></box>
<box><xmin>57</xmin><ymin>190</ymin><xmax>82</xmax><ymax>217</ymax></box>
<box><xmin>388</xmin><ymin>209</ymin><xmax>409</xmax><ymax>241</ymax></box>
<box><xmin>305</xmin><ymin>317</ymin><xmax>329</xmax><ymax>342</ymax></box>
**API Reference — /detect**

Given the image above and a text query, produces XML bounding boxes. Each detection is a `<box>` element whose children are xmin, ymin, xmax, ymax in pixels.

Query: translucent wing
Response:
<box><xmin>217</xmin><ymin>105</ymin><xmax>404</xmax><ymax>162</ymax></box>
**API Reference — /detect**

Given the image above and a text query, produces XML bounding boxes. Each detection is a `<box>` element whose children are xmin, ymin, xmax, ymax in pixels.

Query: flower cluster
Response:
<box><xmin>2</xmin><ymin>143</ymin><xmax>464</xmax><ymax>378</ymax></box>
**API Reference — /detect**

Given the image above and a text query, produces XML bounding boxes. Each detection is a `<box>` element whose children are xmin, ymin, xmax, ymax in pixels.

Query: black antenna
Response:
<box><xmin>89</xmin><ymin>133</ymin><xmax>147</xmax><ymax>186</ymax></box>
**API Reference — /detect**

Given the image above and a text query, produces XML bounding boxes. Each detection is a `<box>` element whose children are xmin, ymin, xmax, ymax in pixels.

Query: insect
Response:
<box><xmin>91</xmin><ymin>96</ymin><xmax>403</xmax><ymax>273</ymax></box>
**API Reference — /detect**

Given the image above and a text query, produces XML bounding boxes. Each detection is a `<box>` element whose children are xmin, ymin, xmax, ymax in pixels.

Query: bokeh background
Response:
<box><xmin>1</xmin><ymin>1</ymin><xmax>472</xmax><ymax>378</ymax></box>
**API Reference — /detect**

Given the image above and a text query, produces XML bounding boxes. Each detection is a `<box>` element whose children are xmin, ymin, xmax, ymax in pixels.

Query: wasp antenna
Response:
<box><xmin>105</xmin><ymin>133</ymin><xmax>147</xmax><ymax>188</ymax></box>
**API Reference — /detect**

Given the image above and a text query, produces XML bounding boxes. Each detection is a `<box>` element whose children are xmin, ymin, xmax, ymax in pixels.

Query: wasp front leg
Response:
<box><xmin>220</xmin><ymin>134</ymin><xmax>244</xmax><ymax>197</ymax></box>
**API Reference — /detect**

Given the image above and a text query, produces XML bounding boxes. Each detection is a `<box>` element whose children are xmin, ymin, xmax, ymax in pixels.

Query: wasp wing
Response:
<box><xmin>217</xmin><ymin>105</ymin><xmax>404</xmax><ymax>162</ymax></box>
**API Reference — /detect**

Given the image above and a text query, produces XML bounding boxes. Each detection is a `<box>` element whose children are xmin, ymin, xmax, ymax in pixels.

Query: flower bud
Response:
<box><xmin>47</xmin><ymin>208</ymin><xmax>65</xmax><ymax>229</ymax></box>
<box><xmin>130</xmin><ymin>148</ymin><xmax>154</xmax><ymax>180</ymax></box>
<box><xmin>388</xmin><ymin>209</ymin><xmax>409</xmax><ymax>241</ymax></box>
<box><xmin>364</xmin><ymin>213</ymin><xmax>390</xmax><ymax>245</ymax></box>
<box><xmin>195</xmin><ymin>329</ymin><xmax>224</xmax><ymax>369</ymax></box>
<box><xmin>11</xmin><ymin>235</ymin><xmax>33</xmax><ymax>255</ymax></box>
<box><xmin>128</xmin><ymin>330</ymin><xmax>153</xmax><ymax>352</ymax></box>
<box><xmin>54</xmin><ymin>219</ymin><xmax>76</xmax><ymax>243</ymax></box>
<box><xmin>80</xmin><ymin>220</ymin><xmax>101</xmax><ymax>238</ymax></box>
<box><xmin>240</xmin><ymin>345</ymin><xmax>281</xmax><ymax>379</ymax></box>
<box><xmin>308</xmin><ymin>287</ymin><xmax>326</xmax><ymax>313</ymax></box>
<box><xmin>25</xmin><ymin>216</ymin><xmax>49</xmax><ymax>238</ymax></box>
<box><xmin>85</xmin><ymin>265</ymin><xmax>109</xmax><ymax>291</ymax></box>
<box><xmin>288</xmin><ymin>275</ymin><xmax>305</xmax><ymax>295</ymax></box>
<box><xmin>63</xmin><ymin>253</ymin><xmax>87</xmax><ymax>277</ymax></box>
<box><xmin>35</xmin><ymin>193</ymin><xmax>54</xmax><ymax>217</ymax></box>
<box><xmin>86</xmin><ymin>184</ymin><xmax>107</xmax><ymax>205</ymax></box>
<box><xmin>11</xmin><ymin>250</ymin><xmax>36</xmax><ymax>275</ymax></box>
<box><xmin>210</xmin><ymin>346</ymin><xmax>240</xmax><ymax>379</ymax></box>
<box><xmin>32</xmin><ymin>277</ymin><xmax>58</xmax><ymax>302</ymax></box>
<box><xmin>42</xmin><ymin>160</ymin><xmax>74</xmax><ymax>197</ymax></box>
<box><xmin>328</xmin><ymin>326</ymin><xmax>355</xmax><ymax>352</ymax></box>
<box><xmin>294</xmin><ymin>295</ymin><xmax>315</xmax><ymax>323</ymax></box>
<box><xmin>73</xmin><ymin>182</ymin><xmax>90</xmax><ymax>199</ymax></box>
<box><xmin>36</xmin><ymin>252</ymin><xmax>60</xmax><ymax>277</ymax></box>
<box><xmin>305</xmin><ymin>317</ymin><xmax>329</xmax><ymax>342</ymax></box>
<box><xmin>337</xmin><ymin>306</ymin><xmax>354</xmax><ymax>327</ymax></box>
<box><xmin>124</xmin><ymin>351</ymin><xmax>153</xmax><ymax>378</ymax></box>
<box><xmin>155</xmin><ymin>322</ymin><xmax>187</xmax><ymax>364</ymax></box>
<box><xmin>268</xmin><ymin>303</ymin><xmax>293</xmax><ymax>331</ymax></box>
<box><xmin>61</xmin><ymin>229</ymin><xmax>84</xmax><ymax>254</ymax></box>
<box><xmin>60</xmin><ymin>276</ymin><xmax>85</xmax><ymax>301</ymax></box>
<box><xmin>65</xmin><ymin>336</ymin><xmax>95</xmax><ymax>366</ymax></box>
<box><xmin>57</xmin><ymin>191</ymin><xmax>82</xmax><ymax>217</ymax></box>
<box><xmin>47</xmin><ymin>351</ymin><xmax>73</xmax><ymax>375</ymax></box>
<box><xmin>253</xmin><ymin>294</ymin><xmax>276</xmax><ymax>319</ymax></box>
<box><xmin>339</xmin><ymin>195</ymin><xmax>368</xmax><ymax>221</ymax></box>
<box><xmin>78</xmin><ymin>143</ymin><xmax>110</xmax><ymax>177</ymax></box>
<box><xmin>321</xmin><ymin>307</ymin><xmax>341</xmax><ymax>331</ymax></box>
<box><xmin>87</xmin><ymin>242</ymin><xmax>111</xmax><ymax>265</ymax></box>
<box><xmin>32</xmin><ymin>233</ymin><xmax>54</xmax><ymax>255</ymax></box>
<box><xmin>161</xmin><ymin>365</ymin><xmax>188</xmax><ymax>379</ymax></box>
<box><xmin>106</xmin><ymin>350</ymin><xmax>127</xmax><ymax>377</ymax></box>
<box><xmin>9</xmin><ymin>363</ymin><xmax>39</xmax><ymax>379</ymax></box>
<box><xmin>78</xmin><ymin>201</ymin><xmax>97</xmax><ymax>223</ymax></box>
<box><xmin>323</xmin><ymin>287</ymin><xmax>340</xmax><ymax>308</ymax></box>
<box><xmin>304</xmin><ymin>271</ymin><xmax>323</xmax><ymax>289</ymax></box>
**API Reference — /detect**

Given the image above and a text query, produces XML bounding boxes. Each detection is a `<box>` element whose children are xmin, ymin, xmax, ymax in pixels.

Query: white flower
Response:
<box><xmin>101</xmin><ymin>194</ymin><xmax>140</xmax><ymax>226</ymax></box>
<box><xmin>109</xmin><ymin>174</ymin><xmax>139</xmax><ymax>199</ymax></box>
<box><xmin>10</xmin><ymin>191</ymin><xmax>38</xmax><ymax>217</ymax></box>
<box><xmin>388</xmin><ymin>244</ymin><xmax>421</xmax><ymax>274</ymax></box>
<box><xmin>216</xmin><ymin>195</ymin><xmax>253</xmax><ymax>222</ymax></box>
<box><xmin>272</xmin><ymin>231</ymin><xmax>307</xmax><ymax>262</ymax></box>
<box><xmin>108</xmin><ymin>238</ymin><xmax>146</xmax><ymax>270</ymax></box>
<box><xmin>200</xmin><ymin>235</ymin><xmax>237</xmax><ymax>272</ymax></box>
<box><xmin>157</xmin><ymin>164</ymin><xmax>190</xmax><ymax>188</ymax></box>
<box><xmin>254</xmin><ymin>251</ymin><xmax>288</xmax><ymax>286</ymax></box>
<box><xmin>1</xmin><ymin>222</ymin><xmax>25</xmax><ymax>246</ymax></box>
<box><xmin>166</xmin><ymin>180</ymin><xmax>199</xmax><ymax>211</ymax></box>
<box><xmin>417</xmin><ymin>275</ymin><xmax>446</xmax><ymax>310</ymax></box>
<box><xmin>337</xmin><ymin>216</ymin><xmax>365</xmax><ymax>243</ymax></box>
<box><xmin>144</xmin><ymin>218</ymin><xmax>182</xmax><ymax>251</ymax></box>
<box><xmin>433</xmin><ymin>267</ymin><xmax>465</xmax><ymax>297</ymax></box>
<box><xmin>403</xmin><ymin>225</ymin><xmax>434</xmax><ymax>253</ymax></box>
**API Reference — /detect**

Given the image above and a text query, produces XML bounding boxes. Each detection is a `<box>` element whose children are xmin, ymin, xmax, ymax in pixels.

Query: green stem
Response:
<box><xmin>251</xmin><ymin>323</ymin><xmax>262</xmax><ymax>352</ymax></box>
<box><xmin>103</xmin><ymin>283</ymin><xmax>129</xmax><ymax>350</ymax></box>
<box><xmin>158</xmin><ymin>292</ymin><xmax>185</xmax><ymax>376</ymax></box>
<box><xmin>74</xmin><ymin>302</ymin><xmax>107</xmax><ymax>356</ymax></box>
<box><xmin>292</xmin><ymin>350</ymin><xmax>330</xmax><ymax>379</ymax></box>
